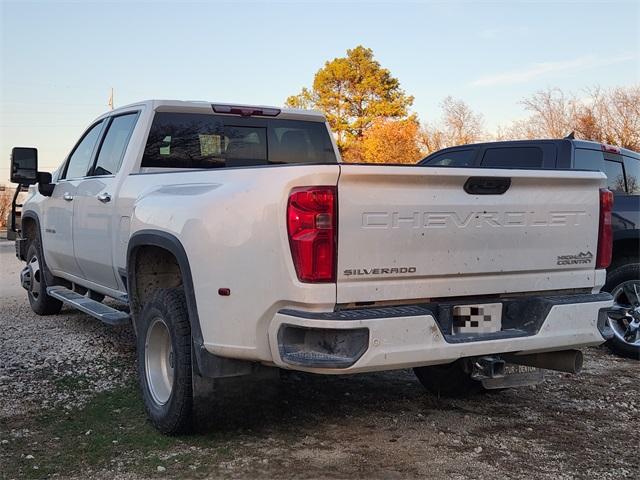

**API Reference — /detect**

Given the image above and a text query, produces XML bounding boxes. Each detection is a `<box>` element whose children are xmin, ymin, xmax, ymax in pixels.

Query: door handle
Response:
<box><xmin>97</xmin><ymin>192</ymin><xmax>111</xmax><ymax>203</ymax></box>
<box><xmin>63</xmin><ymin>192</ymin><xmax>73</xmax><ymax>202</ymax></box>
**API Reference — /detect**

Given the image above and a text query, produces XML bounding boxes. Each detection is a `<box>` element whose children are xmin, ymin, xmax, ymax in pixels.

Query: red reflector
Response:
<box><xmin>601</xmin><ymin>144</ymin><xmax>621</xmax><ymax>154</ymax></box>
<box><xmin>596</xmin><ymin>188</ymin><xmax>613</xmax><ymax>269</ymax></box>
<box><xmin>287</xmin><ymin>186</ymin><xmax>337</xmax><ymax>283</ymax></box>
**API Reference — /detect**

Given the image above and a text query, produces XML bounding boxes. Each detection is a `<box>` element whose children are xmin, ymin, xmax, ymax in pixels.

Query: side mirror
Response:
<box><xmin>37</xmin><ymin>172</ymin><xmax>55</xmax><ymax>197</ymax></box>
<box><xmin>10</xmin><ymin>147</ymin><xmax>38</xmax><ymax>185</ymax></box>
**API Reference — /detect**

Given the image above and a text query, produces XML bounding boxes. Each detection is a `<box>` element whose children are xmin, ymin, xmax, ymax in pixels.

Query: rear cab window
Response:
<box><xmin>574</xmin><ymin>148</ymin><xmax>626</xmax><ymax>193</ymax></box>
<box><xmin>420</xmin><ymin>142</ymin><xmax>558</xmax><ymax>169</ymax></box>
<box><xmin>141</xmin><ymin>112</ymin><xmax>337</xmax><ymax>169</ymax></box>
<box><xmin>480</xmin><ymin>147</ymin><xmax>543</xmax><ymax>168</ymax></box>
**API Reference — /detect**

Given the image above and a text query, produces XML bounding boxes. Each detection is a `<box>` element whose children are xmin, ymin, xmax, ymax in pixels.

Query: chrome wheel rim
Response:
<box><xmin>145</xmin><ymin>318</ymin><xmax>174</xmax><ymax>405</ymax></box>
<box><xmin>609</xmin><ymin>280</ymin><xmax>640</xmax><ymax>347</ymax></box>
<box><xmin>27</xmin><ymin>254</ymin><xmax>41</xmax><ymax>299</ymax></box>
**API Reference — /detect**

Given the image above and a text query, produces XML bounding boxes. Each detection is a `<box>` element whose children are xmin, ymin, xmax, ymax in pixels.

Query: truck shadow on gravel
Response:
<box><xmin>2</xmin><ymin>370</ymin><xmax>438</xmax><ymax>478</ymax></box>
<box><xmin>194</xmin><ymin>369</ymin><xmax>438</xmax><ymax>431</ymax></box>
<box><xmin>2</xmin><ymin>347</ymin><xmax>638</xmax><ymax>479</ymax></box>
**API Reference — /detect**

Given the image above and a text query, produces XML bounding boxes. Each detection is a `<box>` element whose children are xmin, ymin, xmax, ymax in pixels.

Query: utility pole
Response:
<box><xmin>108</xmin><ymin>87</ymin><xmax>114</xmax><ymax>110</ymax></box>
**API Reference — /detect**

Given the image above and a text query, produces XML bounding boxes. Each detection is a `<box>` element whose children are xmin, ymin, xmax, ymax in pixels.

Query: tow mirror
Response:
<box><xmin>10</xmin><ymin>147</ymin><xmax>38</xmax><ymax>185</ymax></box>
<box><xmin>10</xmin><ymin>147</ymin><xmax>54</xmax><ymax>196</ymax></box>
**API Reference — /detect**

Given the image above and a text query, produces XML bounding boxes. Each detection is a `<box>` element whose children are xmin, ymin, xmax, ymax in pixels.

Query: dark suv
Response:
<box><xmin>420</xmin><ymin>139</ymin><xmax>640</xmax><ymax>359</ymax></box>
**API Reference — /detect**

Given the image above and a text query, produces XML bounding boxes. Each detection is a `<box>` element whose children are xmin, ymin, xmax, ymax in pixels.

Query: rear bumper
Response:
<box><xmin>267</xmin><ymin>293</ymin><xmax>613</xmax><ymax>374</ymax></box>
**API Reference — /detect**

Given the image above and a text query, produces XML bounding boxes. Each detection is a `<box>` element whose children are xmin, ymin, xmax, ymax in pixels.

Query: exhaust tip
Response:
<box><xmin>573</xmin><ymin>350</ymin><xmax>584</xmax><ymax>374</ymax></box>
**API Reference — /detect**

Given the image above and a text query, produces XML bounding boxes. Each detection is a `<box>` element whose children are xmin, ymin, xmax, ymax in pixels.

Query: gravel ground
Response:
<box><xmin>0</xmin><ymin>241</ymin><xmax>135</xmax><ymax>417</ymax></box>
<box><xmin>0</xmin><ymin>239</ymin><xmax>638</xmax><ymax>479</ymax></box>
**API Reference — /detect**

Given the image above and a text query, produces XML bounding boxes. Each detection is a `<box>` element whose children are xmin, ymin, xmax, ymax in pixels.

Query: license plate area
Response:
<box><xmin>452</xmin><ymin>302</ymin><xmax>502</xmax><ymax>335</ymax></box>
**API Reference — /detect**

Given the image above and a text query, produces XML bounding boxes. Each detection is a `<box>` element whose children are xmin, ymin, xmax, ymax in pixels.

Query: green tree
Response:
<box><xmin>286</xmin><ymin>46</ymin><xmax>414</xmax><ymax>150</ymax></box>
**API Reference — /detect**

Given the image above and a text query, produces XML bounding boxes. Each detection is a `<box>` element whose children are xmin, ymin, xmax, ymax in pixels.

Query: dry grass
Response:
<box><xmin>0</xmin><ymin>190</ymin><xmax>13</xmax><ymax>229</ymax></box>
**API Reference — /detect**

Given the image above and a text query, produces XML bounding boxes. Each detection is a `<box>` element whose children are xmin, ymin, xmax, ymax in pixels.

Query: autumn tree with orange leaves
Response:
<box><xmin>357</xmin><ymin>118</ymin><xmax>423</xmax><ymax>164</ymax></box>
<box><xmin>286</xmin><ymin>46</ymin><xmax>415</xmax><ymax>161</ymax></box>
<box><xmin>499</xmin><ymin>86</ymin><xmax>640</xmax><ymax>151</ymax></box>
<box><xmin>286</xmin><ymin>46</ymin><xmax>638</xmax><ymax>163</ymax></box>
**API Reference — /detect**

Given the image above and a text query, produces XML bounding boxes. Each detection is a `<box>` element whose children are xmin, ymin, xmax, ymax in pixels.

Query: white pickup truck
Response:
<box><xmin>10</xmin><ymin>100</ymin><xmax>614</xmax><ymax>434</ymax></box>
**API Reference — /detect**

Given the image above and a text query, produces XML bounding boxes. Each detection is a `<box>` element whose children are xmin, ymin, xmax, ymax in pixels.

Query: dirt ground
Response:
<box><xmin>0</xmin><ymin>239</ymin><xmax>638</xmax><ymax>479</ymax></box>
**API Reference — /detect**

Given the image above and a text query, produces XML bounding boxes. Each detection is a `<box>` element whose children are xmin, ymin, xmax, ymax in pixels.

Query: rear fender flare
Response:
<box><xmin>126</xmin><ymin>230</ymin><xmax>205</xmax><ymax>347</ymax></box>
<box><xmin>126</xmin><ymin>230</ymin><xmax>255</xmax><ymax>378</ymax></box>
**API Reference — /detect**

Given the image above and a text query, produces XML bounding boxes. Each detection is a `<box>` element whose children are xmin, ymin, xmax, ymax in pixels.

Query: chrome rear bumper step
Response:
<box><xmin>47</xmin><ymin>286</ymin><xmax>130</xmax><ymax>326</ymax></box>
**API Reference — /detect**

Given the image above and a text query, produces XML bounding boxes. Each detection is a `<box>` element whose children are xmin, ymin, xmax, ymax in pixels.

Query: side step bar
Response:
<box><xmin>47</xmin><ymin>286</ymin><xmax>130</xmax><ymax>326</ymax></box>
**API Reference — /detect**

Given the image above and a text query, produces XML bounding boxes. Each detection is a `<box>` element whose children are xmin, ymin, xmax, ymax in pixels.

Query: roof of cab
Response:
<box><xmin>572</xmin><ymin>139</ymin><xmax>639</xmax><ymax>158</ymax></box>
<box><xmin>423</xmin><ymin>138</ymin><xmax>639</xmax><ymax>160</ymax></box>
<box><xmin>108</xmin><ymin>99</ymin><xmax>327</xmax><ymax>123</ymax></box>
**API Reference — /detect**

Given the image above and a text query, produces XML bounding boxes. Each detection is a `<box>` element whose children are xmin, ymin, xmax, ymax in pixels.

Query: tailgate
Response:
<box><xmin>336</xmin><ymin>165</ymin><xmax>605</xmax><ymax>304</ymax></box>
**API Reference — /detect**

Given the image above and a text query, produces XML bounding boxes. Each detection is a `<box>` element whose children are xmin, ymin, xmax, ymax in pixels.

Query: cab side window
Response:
<box><xmin>623</xmin><ymin>156</ymin><xmax>639</xmax><ymax>194</ymax></box>
<box><xmin>92</xmin><ymin>113</ymin><xmax>138</xmax><ymax>176</ymax></box>
<box><xmin>423</xmin><ymin>149</ymin><xmax>475</xmax><ymax>167</ymax></box>
<box><xmin>602</xmin><ymin>160</ymin><xmax>626</xmax><ymax>193</ymax></box>
<box><xmin>62</xmin><ymin>120</ymin><xmax>104</xmax><ymax>180</ymax></box>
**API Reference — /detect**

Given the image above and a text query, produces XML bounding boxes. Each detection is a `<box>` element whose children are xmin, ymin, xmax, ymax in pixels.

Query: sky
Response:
<box><xmin>1</xmin><ymin>0</ymin><xmax>639</xmax><ymax>182</ymax></box>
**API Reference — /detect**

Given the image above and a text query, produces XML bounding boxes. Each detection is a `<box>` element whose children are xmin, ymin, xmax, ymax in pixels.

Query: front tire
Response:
<box><xmin>603</xmin><ymin>263</ymin><xmax>640</xmax><ymax>360</ymax></box>
<box><xmin>137</xmin><ymin>288</ymin><xmax>193</xmax><ymax>434</ymax></box>
<box><xmin>25</xmin><ymin>239</ymin><xmax>63</xmax><ymax>315</ymax></box>
<box><xmin>414</xmin><ymin>359</ymin><xmax>483</xmax><ymax>398</ymax></box>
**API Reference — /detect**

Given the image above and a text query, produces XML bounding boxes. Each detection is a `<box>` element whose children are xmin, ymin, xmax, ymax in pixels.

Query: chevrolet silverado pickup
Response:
<box><xmin>9</xmin><ymin>100</ymin><xmax>614</xmax><ymax>434</ymax></box>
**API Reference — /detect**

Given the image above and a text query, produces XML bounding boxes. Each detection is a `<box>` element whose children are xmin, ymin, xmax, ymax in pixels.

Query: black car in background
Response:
<box><xmin>420</xmin><ymin>139</ymin><xmax>640</xmax><ymax>359</ymax></box>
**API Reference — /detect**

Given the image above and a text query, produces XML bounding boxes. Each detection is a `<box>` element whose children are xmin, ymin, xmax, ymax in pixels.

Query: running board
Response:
<box><xmin>47</xmin><ymin>286</ymin><xmax>130</xmax><ymax>326</ymax></box>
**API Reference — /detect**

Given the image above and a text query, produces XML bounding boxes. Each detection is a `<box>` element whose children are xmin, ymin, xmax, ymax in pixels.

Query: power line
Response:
<box><xmin>0</xmin><ymin>100</ymin><xmax>106</xmax><ymax>107</ymax></box>
<box><xmin>0</xmin><ymin>124</ymin><xmax>86</xmax><ymax>127</ymax></box>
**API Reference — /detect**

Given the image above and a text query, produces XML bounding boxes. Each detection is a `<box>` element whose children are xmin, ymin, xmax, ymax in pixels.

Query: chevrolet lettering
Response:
<box><xmin>361</xmin><ymin>210</ymin><xmax>588</xmax><ymax>229</ymax></box>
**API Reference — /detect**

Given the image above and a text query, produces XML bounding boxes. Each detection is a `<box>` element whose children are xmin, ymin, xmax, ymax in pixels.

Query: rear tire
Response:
<box><xmin>137</xmin><ymin>288</ymin><xmax>194</xmax><ymax>434</ymax></box>
<box><xmin>414</xmin><ymin>359</ymin><xmax>483</xmax><ymax>398</ymax></box>
<box><xmin>25</xmin><ymin>239</ymin><xmax>63</xmax><ymax>316</ymax></box>
<box><xmin>603</xmin><ymin>263</ymin><xmax>640</xmax><ymax>360</ymax></box>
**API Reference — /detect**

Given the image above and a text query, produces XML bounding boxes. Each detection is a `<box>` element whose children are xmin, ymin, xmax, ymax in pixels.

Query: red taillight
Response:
<box><xmin>596</xmin><ymin>188</ymin><xmax>613</xmax><ymax>269</ymax></box>
<box><xmin>287</xmin><ymin>186</ymin><xmax>337</xmax><ymax>283</ymax></box>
